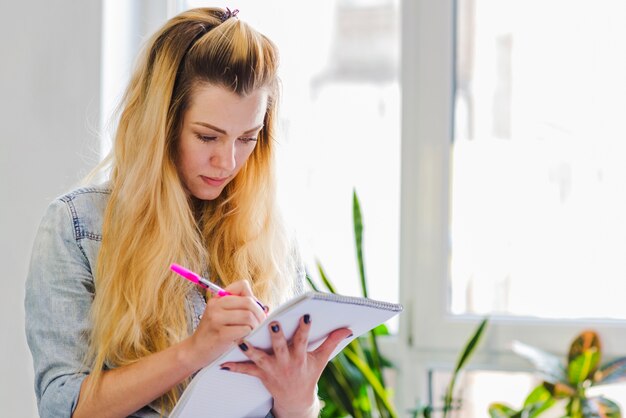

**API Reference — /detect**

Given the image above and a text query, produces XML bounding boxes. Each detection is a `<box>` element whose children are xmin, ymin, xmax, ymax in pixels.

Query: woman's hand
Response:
<box><xmin>72</xmin><ymin>281</ymin><xmax>267</xmax><ymax>418</ymax></box>
<box><xmin>220</xmin><ymin>314</ymin><xmax>352</xmax><ymax>418</ymax></box>
<box><xmin>185</xmin><ymin>280</ymin><xmax>267</xmax><ymax>371</ymax></box>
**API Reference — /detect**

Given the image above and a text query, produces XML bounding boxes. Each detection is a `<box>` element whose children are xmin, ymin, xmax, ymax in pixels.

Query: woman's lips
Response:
<box><xmin>201</xmin><ymin>175</ymin><xmax>227</xmax><ymax>187</ymax></box>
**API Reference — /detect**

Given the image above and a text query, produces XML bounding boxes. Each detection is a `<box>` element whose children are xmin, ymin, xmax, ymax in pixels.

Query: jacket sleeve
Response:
<box><xmin>25</xmin><ymin>198</ymin><xmax>95</xmax><ymax>418</ymax></box>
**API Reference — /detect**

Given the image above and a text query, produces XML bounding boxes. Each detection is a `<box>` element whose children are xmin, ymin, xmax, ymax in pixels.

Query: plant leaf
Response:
<box><xmin>346</xmin><ymin>342</ymin><xmax>382</xmax><ymax>415</ymax></box>
<box><xmin>352</xmin><ymin>189</ymin><xmax>368</xmax><ymax>299</ymax></box>
<box><xmin>361</xmin><ymin>344</ymin><xmax>394</xmax><ymax>369</ymax></box>
<box><xmin>352</xmin><ymin>189</ymin><xmax>388</xmax><ymax>394</ymax></box>
<box><xmin>521</xmin><ymin>384</ymin><xmax>556</xmax><ymax>417</ymax></box>
<box><xmin>567</xmin><ymin>397</ymin><xmax>585</xmax><ymax>418</ymax></box>
<box><xmin>594</xmin><ymin>356</ymin><xmax>626</xmax><ymax>385</ymax></box>
<box><xmin>542</xmin><ymin>381</ymin><xmax>576</xmax><ymax>399</ymax></box>
<box><xmin>305</xmin><ymin>271</ymin><xmax>320</xmax><ymax>292</ymax></box>
<box><xmin>346</xmin><ymin>341</ymin><xmax>392</xmax><ymax>416</ymax></box>
<box><xmin>523</xmin><ymin>383</ymin><xmax>551</xmax><ymax>406</ymax></box>
<box><xmin>316</xmin><ymin>261</ymin><xmax>338</xmax><ymax>294</ymax></box>
<box><xmin>443</xmin><ymin>317</ymin><xmax>489</xmax><ymax>415</ymax></box>
<box><xmin>320</xmin><ymin>357</ymin><xmax>358</xmax><ymax>417</ymax></box>
<box><xmin>568</xmin><ymin>349</ymin><xmax>600</xmax><ymax>385</ymax></box>
<box><xmin>372</xmin><ymin>323</ymin><xmax>390</xmax><ymax>337</ymax></box>
<box><xmin>512</xmin><ymin>341</ymin><xmax>567</xmax><ymax>383</ymax></box>
<box><xmin>568</xmin><ymin>330</ymin><xmax>601</xmax><ymax>372</ymax></box>
<box><xmin>343</xmin><ymin>347</ymin><xmax>398</xmax><ymax>417</ymax></box>
<box><xmin>488</xmin><ymin>403</ymin><xmax>519</xmax><ymax>418</ymax></box>
<box><xmin>453</xmin><ymin>317</ymin><xmax>489</xmax><ymax>376</ymax></box>
<box><xmin>583</xmin><ymin>397</ymin><xmax>622</xmax><ymax>418</ymax></box>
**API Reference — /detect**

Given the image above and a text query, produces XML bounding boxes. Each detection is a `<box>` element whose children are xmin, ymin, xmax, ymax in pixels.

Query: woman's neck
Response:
<box><xmin>190</xmin><ymin>197</ymin><xmax>205</xmax><ymax>221</ymax></box>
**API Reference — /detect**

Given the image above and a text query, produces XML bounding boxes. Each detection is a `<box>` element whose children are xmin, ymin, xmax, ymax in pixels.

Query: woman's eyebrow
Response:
<box><xmin>192</xmin><ymin>121</ymin><xmax>263</xmax><ymax>135</ymax></box>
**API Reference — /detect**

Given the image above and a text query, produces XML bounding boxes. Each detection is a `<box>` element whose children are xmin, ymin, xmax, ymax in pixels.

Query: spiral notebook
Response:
<box><xmin>169</xmin><ymin>291</ymin><xmax>403</xmax><ymax>418</ymax></box>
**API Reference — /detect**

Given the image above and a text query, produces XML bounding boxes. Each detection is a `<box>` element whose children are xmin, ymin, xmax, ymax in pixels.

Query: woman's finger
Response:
<box><xmin>237</xmin><ymin>340</ymin><xmax>271</xmax><ymax>370</ymax></box>
<box><xmin>216</xmin><ymin>325</ymin><xmax>260</xmax><ymax>343</ymax></box>
<box><xmin>290</xmin><ymin>314</ymin><xmax>312</xmax><ymax>361</ymax></box>
<box><xmin>312</xmin><ymin>328</ymin><xmax>353</xmax><ymax>362</ymax></box>
<box><xmin>268</xmin><ymin>321</ymin><xmax>289</xmax><ymax>364</ymax></box>
<box><xmin>220</xmin><ymin>280</ymin><xmax>267</xmax><ymax>321</ymax></box>
<box><xmin>224</xmin><ymin>279</ymin><xmax>255</xmax><ymax>297</ymax></box>
<box><xmin>210</xmin><ymin>291</ymin><xmax>266</xmax><ymax>323</ymax></box>
<box><xmin>219</xmin><ymin>360</ymin><xmax>262</xmax><ymax>379</ymax></box>
<box><xmin>216</xmin><ymin>309</ymin><xmax>262</xmax><ymax>329</ymax></box>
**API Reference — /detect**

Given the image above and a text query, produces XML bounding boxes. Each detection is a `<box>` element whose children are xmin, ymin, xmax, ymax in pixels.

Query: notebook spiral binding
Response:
<box><xmin>310</xmin><ymin>291</ymin><xmax>403</xmax><ymax>312</ymax></box>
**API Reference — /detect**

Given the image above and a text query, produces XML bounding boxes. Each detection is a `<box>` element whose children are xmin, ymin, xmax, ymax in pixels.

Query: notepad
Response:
<box><xmin>169</xmin><ymin>291</ymin><xmax>403</xmax><ymax>418</ymax></box>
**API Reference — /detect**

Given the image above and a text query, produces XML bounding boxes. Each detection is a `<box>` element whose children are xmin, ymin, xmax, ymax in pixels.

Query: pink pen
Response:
<box><xmin>170</xmin><ymin>263</ymin><xmax>267</xmax><ymax>311</ymax></box>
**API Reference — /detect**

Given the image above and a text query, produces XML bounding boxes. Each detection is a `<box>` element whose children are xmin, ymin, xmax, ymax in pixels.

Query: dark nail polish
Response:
<box><xmin>271</xmin><ymin>323</ymin><xmax>280</xmax><ymax>333</ymax></box>
<box><xmin>239</xmin><ymin>342</ymin><xmax>248</xmax><ymax>352</ymax></box>
<box><xmin>303</xmin><ymin>314</ymin><xmax>311</xmax><ymax>324</ymax></box>
<box><xmin>220</xmin><ymin>366</ymin><xmax>230</xmax><ymax>370</ymax></box>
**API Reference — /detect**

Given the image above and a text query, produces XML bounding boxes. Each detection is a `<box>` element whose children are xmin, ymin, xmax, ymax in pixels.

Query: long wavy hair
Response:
<box><xmin>86</xmin><ymin>8</ymin><xmax>296</xmax><ymax>411</ymax></box>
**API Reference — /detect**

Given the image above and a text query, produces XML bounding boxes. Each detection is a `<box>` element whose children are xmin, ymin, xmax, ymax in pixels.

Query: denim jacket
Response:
<box><xmin>25</xmin><ymin>184</ymin><xmax>300</xmax><ymax>417</ymax></box>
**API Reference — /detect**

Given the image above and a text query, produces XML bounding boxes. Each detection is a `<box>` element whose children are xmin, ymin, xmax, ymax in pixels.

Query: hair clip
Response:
<box><xmin>220</xmin><ymin>7</ymin><xmax>239</xmax><ymax>22</ymax></box>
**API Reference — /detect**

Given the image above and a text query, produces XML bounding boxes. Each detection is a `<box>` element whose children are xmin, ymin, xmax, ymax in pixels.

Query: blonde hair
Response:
<box><xmin>86</xmin><ymin>8</ymin><xmax>296</xmax><ymax>411</ymax></box>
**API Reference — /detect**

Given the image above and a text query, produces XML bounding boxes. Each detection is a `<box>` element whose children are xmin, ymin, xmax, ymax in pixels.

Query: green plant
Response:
<box><xmin>410</xmin><ymin>317</ymin><xmax>489</xmax><ymax>418</ymax></box>
<box><xmin>307</xmin><ymin>190</ymin><xmax>398</xmax><ymax>418</ymax></box>
<box><xmin>489</xmin><ymin>330</ymin><xmax>626</xmax><ymax>418</ymax></box>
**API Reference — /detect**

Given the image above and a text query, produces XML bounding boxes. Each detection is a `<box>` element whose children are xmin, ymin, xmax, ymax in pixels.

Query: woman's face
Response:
<box><xmin>177</xmin><ymin>84</ymin><xmax>268</xmax><ymax>201</ymax></box>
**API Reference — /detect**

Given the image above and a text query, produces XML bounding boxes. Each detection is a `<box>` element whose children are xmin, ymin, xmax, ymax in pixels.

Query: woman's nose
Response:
<box><xmin>210</xmin><ymin>141</ymin><xmax>236</xmax><ymax>171</ymax></box>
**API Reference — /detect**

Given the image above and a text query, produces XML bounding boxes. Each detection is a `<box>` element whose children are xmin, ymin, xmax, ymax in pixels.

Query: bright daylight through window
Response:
<box><xmin>451</xmin><ymin>0</ymin><xmax>626</xmax><ymax>320</ymax></box>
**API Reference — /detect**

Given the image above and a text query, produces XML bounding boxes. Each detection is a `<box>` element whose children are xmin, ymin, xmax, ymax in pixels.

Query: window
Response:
<box><xmin>451</xmin><ymin>0</ymin><xmax>626</xmax><ymax>320</ymax></box>
<box><xmin>397</xmin><ymin>0</ymin><xmax>626</xmax><ymax>413</ymax></box>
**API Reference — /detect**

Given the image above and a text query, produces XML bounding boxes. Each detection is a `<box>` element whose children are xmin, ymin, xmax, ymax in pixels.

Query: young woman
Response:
<box><xmin>25</xmin><ymin>7</ymin><xmax>350</xmax><ymax>418</ymax></box>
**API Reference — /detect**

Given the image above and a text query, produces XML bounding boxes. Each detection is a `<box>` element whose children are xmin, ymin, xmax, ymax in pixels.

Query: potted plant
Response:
<box><xmin>309</xmin><ymin>190</ymin><xmax>398</xmax><ymax>417</ymax></box>
<box><xmin>310</xmin><ymin>190</ymin><xmax>489</xmax><ymax>418</ymax></box>
<box><xmin>489</xmin><ymin>330</ymin><xmax>626</xmax><ymax>417</ymax></box>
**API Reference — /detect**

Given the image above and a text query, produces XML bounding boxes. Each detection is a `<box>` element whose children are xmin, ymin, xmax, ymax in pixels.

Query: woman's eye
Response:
<box><xmin>195</xmin><ymin>134</ymin><xmax>217</xmax><ymax>142</ymax></box>
<box><xmin>239</xmin><ymin>137</ymin><xmax>258</xmax><ymax>144</ymax></box>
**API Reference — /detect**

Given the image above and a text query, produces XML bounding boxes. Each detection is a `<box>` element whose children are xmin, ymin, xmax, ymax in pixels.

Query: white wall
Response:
<box><xmin>0</xmin><ymin>1</ymin><xmax>103</xmax><ymax>416</ymax></box>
